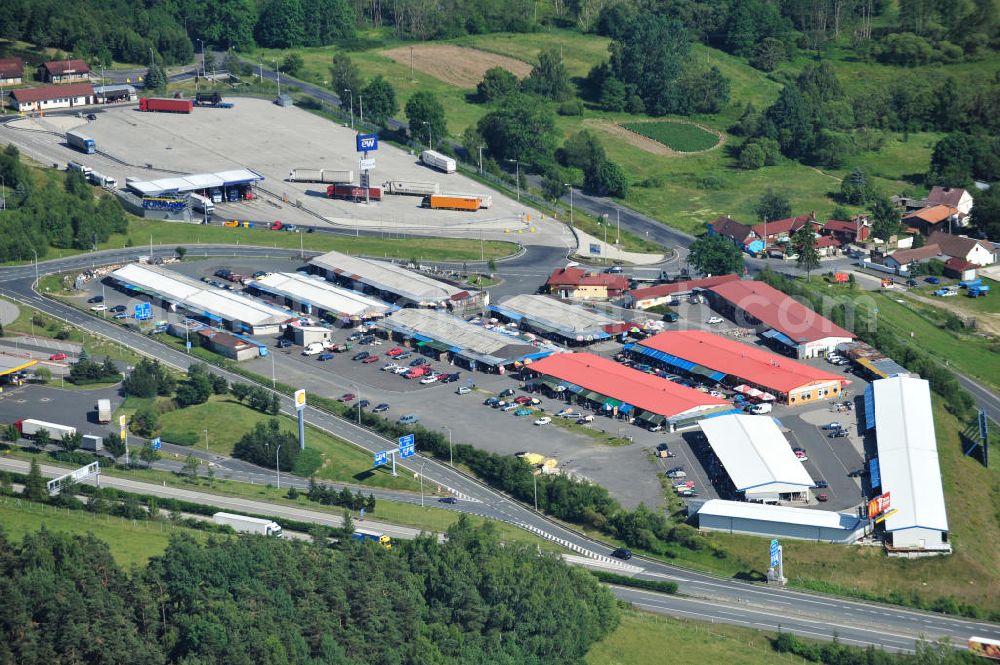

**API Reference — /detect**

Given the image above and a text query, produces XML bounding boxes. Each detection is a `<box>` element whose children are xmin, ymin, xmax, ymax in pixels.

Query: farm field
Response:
<box><xmin>619</xmin><ymin>121</ymin><xmax>721</xmax><ymax>153</ymax></box>
<box><xmin>382</xmin><ymin>43</ymin><xmax>532</xmax><ymax>87</ymax></box>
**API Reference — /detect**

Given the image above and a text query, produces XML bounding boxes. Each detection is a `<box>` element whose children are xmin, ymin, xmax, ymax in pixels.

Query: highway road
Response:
<box><xmin>0</xmin><ymin>245</ymin><xmax>997</xmax><ymax>651</ymax></box>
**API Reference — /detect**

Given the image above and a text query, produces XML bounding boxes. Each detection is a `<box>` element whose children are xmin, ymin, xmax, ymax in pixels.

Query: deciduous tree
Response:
<box><xmin>688</xmin><ymin>235</ymin><xmax>745</xmax><ymax>276</ymax></box>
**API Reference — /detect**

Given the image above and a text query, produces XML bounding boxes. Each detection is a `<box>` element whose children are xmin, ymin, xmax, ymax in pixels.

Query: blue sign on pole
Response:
<box><xmin>769</xmin><ymin>538</ymin><xmax>780</xmax><ymax>568</ymax></box>
<box><xmin>151</xmin><ymin>437</ymin><xmax>161</xmax><ymax>450</ymax></box>
<box><xmin>399</xmin><ymin>434</ymin><xmax>415</xmax><ymax>459</ymax></box>
<box><xmin>134</xmin><ymin>303</ymin><xmax>152</xmax><ymax>320</ymax></box>
<box><xmin>589</xmin><ymin>243</ymin><xmax>601</xmax><ymax>255</ymax></box>
<box><xmin>374</xmin><ymin>450</ymin><xmax>388</xmax><ymax>467</ymax></box>
<box><xmin>356</xmin><ymin>133</ymin><xmax>378</xmax><ymax>152</ymax></box>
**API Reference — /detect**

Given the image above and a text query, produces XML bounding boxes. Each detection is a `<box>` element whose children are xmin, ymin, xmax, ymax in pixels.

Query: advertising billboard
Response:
<box><xmin>867</xmin><ymin>492</ymin><xmax>891</xmax><ymax>519</ymax></box>
<box><xmin>969</xmin><ymin>637</ymin><xmax>1000</xmax><ymax>660</ymax></box>
<box><xmin>294</xmin><ymin>389</ymin><xmax>307</xmax><ymax>411</ymax></box>
<box><xmin>356</xmin><ymin>133</ymin><xmax>378</xmax><ymax>152</ymax></box>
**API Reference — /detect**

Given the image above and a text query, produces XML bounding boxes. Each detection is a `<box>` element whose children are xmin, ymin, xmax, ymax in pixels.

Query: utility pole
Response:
<box><xmin>478</xmin><ymin>146</ymin><xmax>484</xmax><ymax>175</ymax></box>
<box><xmin>274</xmin><ymin>59</ymin><xmax>280</xmax><ymax>97</ymax></box>
<box><xmin>616</xmin><ymin>209</ymin><xmax>620</xmax><ymax>245</ymax></box>
<box><xmin>343</xmin><ymin>89</ymin><xmax>354</xmax><ymax>128</ymax></box>
<box><xmin>507</xmin><ymin>159</ymin><xmax>520</xmax><ymax>202</ymax></box>
<box><xmin>564</xmin><ymin>184</ymin><xmax>574</xmax><ymax>227</ymax></box>
<box><xmin>359</xmin><ymin>95</ymin><xmax>364</xmax><ymax>124</ymax></box>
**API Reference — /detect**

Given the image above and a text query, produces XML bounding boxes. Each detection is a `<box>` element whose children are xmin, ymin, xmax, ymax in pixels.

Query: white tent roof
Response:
<box><xmin>310</xmin><ymin>250</ymin><xmax>471</xmax><ymax>304</ymax></box>
<box><xmin>699</xmin><ymin>414</ymin><xmax>814</xmax><ymax>494</ymax></box>
<box><xmin>253</xmin><ymin>272</ymin><xmax>389</xmax><ymax>318</ymax></box>
<box><xmin>697</xmin><ymin>499</ymin><xmax>863</xmax><ymax>531</ymax></box>
<box><xmin>872</xmin><ymin>376</ymin><xmax>948</xmax><ymax>534</ymax></box>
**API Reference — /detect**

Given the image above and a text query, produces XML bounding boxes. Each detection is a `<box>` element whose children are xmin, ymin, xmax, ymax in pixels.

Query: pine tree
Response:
<box><xmin>23</xmin><ymin>458</ymin><xmax>48</xmax><ymax>502</ymax></box>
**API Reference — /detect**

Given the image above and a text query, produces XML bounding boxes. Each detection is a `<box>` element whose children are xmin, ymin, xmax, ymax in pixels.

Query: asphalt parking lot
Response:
<box><xmin>0</xmin><ymin>383</ymin><xmax>121</xmax><ymax>438</ymax></box>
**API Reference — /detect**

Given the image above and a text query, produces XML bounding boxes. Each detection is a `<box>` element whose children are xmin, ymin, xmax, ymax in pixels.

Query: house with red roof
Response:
<box><xmin>706</xmin><ymin>279</ymin><xmax>855</xmax><ymax>358</ymax></box>
<box><xmin>37</xmin><ymin>59</ymin><xmax>91</xmax><ymax>84</ymax></box>
<box><xmin>7</xmin><ymin>83</ymin><xmax>94</xmax><ymax>112</ymax></box>
<box><xmin>624</xmin><ymin>274</ymin><xmax>740</xmax><ymax>310</ymax></box>
<box><xmin>926</xmin><ymin>231</ymin><xmax>995</xmax><ymax>266</ymax></box>
<box><xmin>528</xmin><ymin>352</ymin><xmax>734</xmax><ymax>431</ymax></box>
<box><xmin>707</xmin><ymin>216</ymin><xmax>756</xmax><ymax>250</ymax></box>
<box><xmin>903</xmin><ymin>205</ymin><xmax>964</xmax><ymax>236</ymax></box>
<box><xmin>632</xmin><ymin>330</ymin><xmax>849</xmax><ymax>405</ymax></box>
<box><xmin>750</xmin><ymin>212</ymin><xmax>819</xmax><ymax>247</ymax></box>
<box><xmin>943</xmin><ymin>258</ymin><xmax>977</xmax><ymax>282</ymax></box>
<box><xmin>821</xmin><ymin>217</ymin><xmax>870</xmax><ymax>245</ymax></box>
<box><xmin>545</xmin><ymin>266</ymin><xmax>628</xmax><ymax>300</ymax></box>
<box><xmin>0</xmin><ymin>58</ymin><xmax>23</xmax><ymax>86</ymax></box>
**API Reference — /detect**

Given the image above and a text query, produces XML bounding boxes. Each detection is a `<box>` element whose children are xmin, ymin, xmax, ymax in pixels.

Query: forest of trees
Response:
<box><xmin>0</xmin><ymin>519</ymin><xmax>620</xmax><ymax>664</ymax></box>
<box><xmin>0</xmin><ymin>146</ymin><xmax>127</xmax><ymax>263</ymax></box>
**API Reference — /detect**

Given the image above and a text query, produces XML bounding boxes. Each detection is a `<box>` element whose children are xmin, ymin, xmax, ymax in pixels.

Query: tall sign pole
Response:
<box><xmin>294</xmin><ymin>389</ymin><xmax>307</xmax><ymax>450</ymax></box>
<box><xmin>119</xmin><ymin>415</ymin><xmax>129</xmax><ymax>466</ymax></box>
<box><xmin>768</xmin><ymin>538</ymin><xmax>787</xmax><ymax>586</ymax></box>
<box><xmin>357</xmin><ymin>133</ymin><xmax>378</xmax><ymax>206</ymax></box>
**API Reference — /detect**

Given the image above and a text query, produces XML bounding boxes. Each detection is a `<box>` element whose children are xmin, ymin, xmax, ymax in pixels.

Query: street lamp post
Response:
<box><xmin>343</xmin><ymin>89</ymin><xmax>354</xmax><ymax>128</ymax></box>
<box><xmin>270</xmin><ymin>351</ymin><xmax>276</xmax><ymax>388</ymax></box>
<box><xmin>1</xmin><ymin>176</ymin><xmax>5</xmax><ymax>212</ymax></box>
<box><xmin>274</xmin><ymin>443</ymin><xmax>282</xmax><ymax>489</ymax></box>
<box><xmin>507</xmin><ymin>159</ymin><xmax>520</xmax><ymax>202</ymax></box>
<box><xmin>203</xmin><ymin>428</ymin><xmax>208</xmax><ymax>452</ymax></box>
<box><xmin>419</xmin><ymin>460</ymin><xmax>427</xmax><ymax>507</ymax></box>
<box><xmin>274</xmin><ymin>59</ymin><xmax>281</xmax><ymax>97</ymax></box>
<box><xmin>197</xmin><ymin>39</ymin><xmax>205</xmax><ymax>77</ymax></box>
<box><xmin>478</xmin><ymin>146</ymin><xmax>484</xmax><ymax>175</ymax></box>
<box><xmin>31</xmin><ymin>248</ymin><xmax>37</xmax><ymax>286</ymax></box>
<box><xmin>359</xmin><ymin>95</ymin><xmax>364</xmax><ymax>124</ymax></box>
<box><xmin>533</xmin><ymin>473</ymin><xmax>538</xmax><ymax>511</ymax></box>
<box><xmin>442</xmin><ymin>425</ymin><xmax>453</xmax><ymax>467</ymax></box>
<box><xmin>564</xmin><ymin>184</ymin><xmax>574</xmax><ymax>227</ymax></box>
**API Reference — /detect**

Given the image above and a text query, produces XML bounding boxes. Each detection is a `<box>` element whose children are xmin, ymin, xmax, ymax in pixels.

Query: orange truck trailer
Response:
<box><xmin>421</xmin><ymin>194</ymin><xmax>481</xmax><ymax>211</ymax></box>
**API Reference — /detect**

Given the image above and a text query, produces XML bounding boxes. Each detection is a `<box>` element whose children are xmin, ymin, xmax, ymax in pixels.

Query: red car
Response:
<box><xmin>386</xmin><ymin>347</ymin><xmax>404</xmax><ymax>357</ymax></box>
<box><xmin>339</xmin><ymin>393</ymin><xmax>356</xmax><ymax>402</ymax></box>
<box><xmin>361</xmin><ymin>355</ymin><xmax>380</xmax><ymax>364</ymax></box>
<box><xmin>514</xmin><ymin>396</ymin><xmax>532</xmax><ymax>404</ymax></box>
<box><xmin>405</xmin><ymin>366</ymin><xmax>431</xmax><ymax>379</ymax></box>
<box><xmin>49</xmin><ymin>352</ymin><xmax>67</xmax><ymax>361</ymax></box>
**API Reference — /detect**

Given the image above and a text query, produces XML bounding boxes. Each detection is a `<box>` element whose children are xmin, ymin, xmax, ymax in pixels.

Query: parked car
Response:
<box><xmin>409</xmin><ymin>358</ymin><xmax>427</xmax><ymax>367</ymax></box>
<box><xmin>795</xmin><ymin>451</ymin><xmax>808</xmax><ymax>461</ymax></box>
<box><xmin>393</xmin><ymin>366</ymin><xmax>410</xmax><ymax>375</ymax></box>
<box><xmin>109</xmin><ymin>305</ymin><xmax>127</xmax><ymax>313</ymax></box>
<box><xmin>611</xmin><ymin>548</ymin><xmax>632</xmax><ymax>560</ymax></box>
<box><xmin>484</xmin><ymin>397</ymin><xmax>500</xmax><ymax>406</ymax></box>
<box><xmin>647</xmin><ymin>423</ymin><xmax>664</xmax><ymax>432</ymax></box>
<box><xmin>813</xmin><ymin>480</ymin><xmax>829</xmax><ymax>488</ymax></box>
<box><xmin>373</xmin><ymin>403</ymin><xmax>390</xmax><ymax>413</ymax></box>
<box><xmin>666</xmin><ymin>470</ymin><xmax>687</xmax><ymax>479</ymax></box>
<box><xmin>457</xmin><ymin>386</ymin><xmax>472</xmax><ymax>395</ymax></box>
<box><xmin>514</xmin><ymin>408</ymin><xmax>533</xmax><ymax>416</ymax></box>
<box><xmin>848</xmin><ymin>468</ymin><xmax>865</xmax><ymax>477</ymax></box>
<box><xmin>396</xmin><ymin>352</ymin><xmax>412</xmax><ymax>360</ymax></box>
<box><xmin>114</xmin><ymin>312</ymin><xmax>128</xmax><ymax>320</ymax></box>
<box><xmin>442</xmin><ymin>373</ymin><xmax>460</xmax><ymax>383</ymax></box>
<box><xmin>816</xmin><ymin>493</ymin><xmax>829</xmax><ymax>502</ymax></box>
<box><xmin>747</xmin><ymin>403</ymin><xmax>773</xmax><ymax>415</ymax></box>
<box><xmin>318</xmin><ymin>352</ymin><xmax>334</xmax><ymax>361</ymax></box>
<box><xmin>420</xmin><ymin>375</ymin><xmax>439</xmax><ymax>385</ymax></box>
<box><xmin>515</xmin><ymin>396</ymin><xmax>533</xmax><ymax>404</ymax></box>
<box><xmin>87</xmin><ymin>295</ymin><xmax>104</xmax><ymax>303</ymax></box>
<box><xmin>398</xmin><ymin>414</ymin><xmax>419</xmax><ymax>425</ymax></box>
<box><xmin>925</xmin><ymin>276</ymin><xmax>941</xmax><ymax>284</ymax></box>
<box><xmin>386</xmin><ymin>347</ymin><xmax>404</xmax><ymax>357</ymax></box>
<box><xmin>49</xmin><ymin>352</ymin><xmax>67</xmax><ymax>361</ymax></box>
<box><xmin>666</xmin><ymin>465</ymin><xmax>684</xmax><ymax>474</ymax></box>
<box><xmin>502</xmin><ymin>403</ymin><xmax>519</xmax><ymax>412</ymax></box>
<box><xmin>339</xmin><ymin>393</ymin><xmax>356</xmax><ymax>402</ymax></box>
<box><xmin>576</xmin><ymin>415</ymin><xmax>595</xmax><ymax>424</ymax></box>
<box><xmin>382</xmin><ymin>363</ymin><xmax>400</xmax><ymax>372</ymax></box>
<box><xmin>828</xmin><ymin>429</ymin><xmax>850</xmax><ymax>438</ymax></box>
<box><xmin>276</xmin><ymin>338</ymin><xmax>292</xmax><ymax>348</ymax></box>
<box><xmin>358</xmin><ymin>400</ymin><xmax>370</xmax><ymax>409</ymax></box>
<box><xmin>533</xmin><ymin>416</ymin><xmax>552</xmax><ymax>426</ymax></box>
<box><xmin>706</xmin><ymin>316</ymin><xmax>724</xmax><ymax>324</ymax></box>
<box><xmin>678</xmin><ymin>490</ymin><xmax>699</xmax><ymax>497</ymax></box>
<box><xmin>347</xmin><ymin>333</ymin><xmax>362</xmax><ymax>341</ymax></box>
<box><xmin>90</xmin><ymin>304</ymin><xmax>108</xmax><ymax>312</ymax></box>
<box><xmin>559</xmin><ymin>411</ymin><xmax>583</xmax><ymax>419</ymax></box>
<box><xmin>351</xmin><ymin>351</ymin><xmax>370</xmax><ymax>361</ymax></box>
<box><xmin>361</xmin><ymin>355</ymin><xmax>379</xmax><ymax>364</ymax></box>
<box><xmin>499</xmin><ymin>388</ymin><xmax>516</xmax><ymax>398</ymax></box>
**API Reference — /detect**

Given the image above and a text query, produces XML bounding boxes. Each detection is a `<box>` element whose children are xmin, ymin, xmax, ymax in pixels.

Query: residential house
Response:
<box><xmin>7</xmin><ymin>83</ymin><xmax>94</xmax><ymax>112</ymax></box>
<box><xmin>883</xmin><ymin>245</ymin><xmax>943</xmax><ymax>272</ymax></box>
<box><xmin>545</xmin><ymin>266</ymin><xmax>628</xmax><ymax>300</ymax></box>
<box><xmin>0</xmin><ymin>58</ymin><xmax>23</xmax><ymax>85</ymax></box>
<box><xmin>903</xmin><ymin>205</ymin><xmax>964</xmax><ymax>236</ymax></box>
<box><xmin>821</xmin><ymin>217</ymin><xmax>871</xmax><ymax>245</ymax></box>
<box><xmin>943</xmin><ymin>258</ymin><xmax>977</xmax><ymax>281</ymax></box>
<box><xmin>815</xmin><ymin>236</ymin><xmax>841</xmax><ymax>257</ymax></box>
<box><xmin>749</xmin><ymin>212</ymin><xmax>819</xmax><ymax>253</ymax></box>
<box><xmin>624</xmin><ymin>274</ymin><xmax>740</xmax><ymax>310</ymax></box>
<box><xmin>37</xmin><ymin>59</ymin><xmax>90</xmax><ymax>84</ymax></box>
<box><xmin>707</xmin><ymin>216</ymin><xmax>755</xmax><ymax>251</ymax></box>
<box><xmin>927</xmin><ymin>231</ymin><xmax>996</xmax><ymax>266</ymax></box>
<box><xmin>926</xmin><ymin>186</ymin><xmax>973</xmax><ymax>217</ymax></box>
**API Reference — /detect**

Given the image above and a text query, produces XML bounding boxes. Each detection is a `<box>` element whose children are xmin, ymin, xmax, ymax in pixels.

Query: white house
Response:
<box><xmin>927</xmin><ymin>232</ymin><xmax>996</xmax><ymax>267</ymax></box>
<box><xmin>926</xmin><ymin>186</ymin><xmax>974</xmax><ymax>217</ymax></box>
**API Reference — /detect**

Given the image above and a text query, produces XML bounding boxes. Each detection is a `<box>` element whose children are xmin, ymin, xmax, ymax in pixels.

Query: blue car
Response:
<box><xmin>925</xmin><ymin>276</ymin><xmax>941</xmax><ymax>284</ymax></box>
<box><xmin>318</xmin><ymin>352</ymin><xmax>334</xmax><ymax>361</ymax></box>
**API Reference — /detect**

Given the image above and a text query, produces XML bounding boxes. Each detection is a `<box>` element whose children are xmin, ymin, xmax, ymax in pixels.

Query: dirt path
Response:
<box><xmin>584</xmin><ymin>119</ymin><xmax>726</xmax><ymax>157</ymax></box>
<box><xmin>381</xmin><ymin>44</ymin><xmax>533</xmax><ymax>88</ymax></box>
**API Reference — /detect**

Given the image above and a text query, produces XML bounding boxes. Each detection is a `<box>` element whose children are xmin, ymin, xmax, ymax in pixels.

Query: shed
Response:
<box><xmin>275</xmin><ymin>94</ymin><xmax>294</xmax><ymax>107</ymax></box>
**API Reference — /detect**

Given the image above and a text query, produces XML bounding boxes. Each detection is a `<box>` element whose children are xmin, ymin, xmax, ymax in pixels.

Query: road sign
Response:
<box><xmin>294</xmin><ymin>389</ymin><xmax>307</xmax><ymax>411</ymax></box>
<box><xmin>185</xmin><ymin>341</ymin><xmax>192</xmax><ymax>349</ymax></box>
<box><xmin>359</xmin><ymin>158</ymin><xmax>375</xmax><ymax>170</ymax></box>
<box><xmin>120</xmin><ymin>428</ymin><xmax>127</xmax><ymax>441</ymax></box>
<box><xmin>769</xmin><ymin>539</ymin><xmax>780</xmax><ymax>568</ymax></box>
<box><xmin>356</xmin><ymin>133</ymin><xmax>378</xmax><ymax>152</ymax></box>
<box><xmin>374</xmin><ymin>450</ymin><xmax>388</xmax><ymax>467</ymax></box>
<box><xmin>134</xmin><ymin>303</ymin><xmax>152</xmax><ymax>320</ymax></box>
<box><xmin>119</xmin><ymin>415</ymin><xmax>128</xmax><ymax>428</ymax></box>
<box><xmin>399</xmin><ymin>434</ymin><xmax>415</xmax><ymax>459</ymax></box>
<box><xmin>589</xmin><ymin>243</ymin><xmax>601</xmax><ymax>255</ymax></box>
<box><xmin>867</xmin><ymin>491</ymin><xmax>891</xmax><ymax>519</ymax></box>
<box><xmin>151</xmin><ymin>437</ymin><xmax>161</xmax><ymax>450</ymax></box>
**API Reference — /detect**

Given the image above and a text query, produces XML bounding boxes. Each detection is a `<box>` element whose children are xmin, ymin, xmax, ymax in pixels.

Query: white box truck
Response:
<box><xmin>420</xmin><ymin>150</ymin><xmax>456</xmax><ymax>174</ymax></box>
<box><xmin>382</xmin><ymin>180</ymin><xmax>440</xmax><ymax>196</ymax></box>
<box><xmin>81</xmin><ymin>434</ymin><xmax>103</xmax><ymax>451</ymax></box>
<box><xmin>97</xmin><ymin>399</ymin><xmax>112</xmax><ymax>424</ymax></box>
<box><xmin>213</xmin><ymin>512</ymin><xmax>283</xmax><ymax>537</ymax></box>
<box><xmin>87</xmin><ymin>171</ymin><xmax>117</xmax><ymax>189</ymax></box>
<box><xmin>16</xmin><ymin>419</ymin><xmax>77</xmax><ymax>439</ymax></box>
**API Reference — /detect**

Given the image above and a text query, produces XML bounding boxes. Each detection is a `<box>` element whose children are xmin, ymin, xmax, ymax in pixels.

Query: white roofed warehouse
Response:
<box><xmin>109</xmin><ymin>263</ymin><xmax>290</xmax><ymax>335</ymax></box>
<box><xmin>488</xmin><ymin>294</ymin><xmax>630</xmax><ymax>346</ymax></box>
<box><xmin>869</xmin><ymin>376</ymin><xmax>950</xmax><ymax>556</ymax></box>
<box><xmin>696</xmin><ymin>500</ymin><xmax>865</xmax><ymax>543</ymax></box>
<box><xmin>309</xmin><ymin>250</ymin><xmax>486</xmax><ymax>313</ymax></box>
<box><xmin>246</xmin><ymin>272</ymin><xmax>391</xmax><ymax>326</ymax></box>
<box><xmin>699</xmin><ymin>414</ymin><xmax>814</xmax><ymax>503</ymax></box>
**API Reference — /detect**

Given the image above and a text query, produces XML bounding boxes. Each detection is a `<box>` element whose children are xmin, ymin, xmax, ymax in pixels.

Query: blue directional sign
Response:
<box><xmin>356</xmin><ymin>133</ymin><xmax>378</xmax><ymax>152</ymax></box>
<box><xmin>151</xmin><ymin>437</ymin><xmax>161</xmax><ymax>450</ymax></box>
<box><xmin>134</xmin><ymin>303</ymin><xmax>152</xmax><ymax>321</ymax></box>
<box><xmin>769</xmin><ymin>539</ymin><xmax>780</xmax><ymax>568</ymax></box>
<box><xmin>399</xmin><ymin>434</ymin><xmax>416</xmax><ymax>459</ymax></box>
<box><xmin>374</xmin><ymin>450</ymin><xmax>388</xmax><ymax>467</ymax></box>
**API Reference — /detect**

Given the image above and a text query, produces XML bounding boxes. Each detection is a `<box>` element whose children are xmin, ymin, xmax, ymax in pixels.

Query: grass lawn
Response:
<box><xmin>620</xmin><ymin>121</ymin><xmax>720</xmax><ymax>152</ymax></box>
<box><xmin>586</xmin><ymin>609</ymin><xmax>812</xmax><ymax>665</ymax></box>
<box><xmin>0</xmin><ymin>498</ymin><xmax>206</xmax><ymax>566</ymax></box>
<box><xmin>155</xmin><ymin>396</ymin><xmax>421</xmax><ymax>491</ymax></box>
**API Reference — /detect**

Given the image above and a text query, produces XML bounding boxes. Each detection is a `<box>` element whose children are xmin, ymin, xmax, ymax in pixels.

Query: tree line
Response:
<box><xmin>0</xmin><ymin>146</ymin><xmax>127</xmax><ymax>263</ymax></box>
<box><xmin>0</xmin><ymin>518</ymin><xmax>620</xmax><ymax>664</ymax></box>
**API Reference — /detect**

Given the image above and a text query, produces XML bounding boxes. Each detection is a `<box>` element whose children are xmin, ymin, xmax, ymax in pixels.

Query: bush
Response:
<box><xmin>557</xmin><ymin>100</ymin><xmax>584</xmax><ymax>116</ymax></box>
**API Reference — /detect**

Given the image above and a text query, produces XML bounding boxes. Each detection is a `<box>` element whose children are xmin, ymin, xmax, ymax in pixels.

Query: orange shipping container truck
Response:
<box><xmin>421</xmin><ymin>194</ymin><xmax>480</xmax><ymax>211</ymax></box>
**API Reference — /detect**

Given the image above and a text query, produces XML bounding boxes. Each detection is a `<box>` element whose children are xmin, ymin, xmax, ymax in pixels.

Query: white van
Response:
<box><xmin>301</xmin><ymin>342</ymin><xmax>324</xmax><ymax>356</ymax></box>
<box><xmin>748</xmin><ymin>403</ymin><xmax>773</xmax><ymax>415</ymax></box>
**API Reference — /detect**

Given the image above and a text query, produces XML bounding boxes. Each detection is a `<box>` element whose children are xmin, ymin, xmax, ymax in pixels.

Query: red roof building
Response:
<box><xmin>821</xmin><ymin>218</ymin><xmax>870</xmax><ymax>244</ymax></box>
<box><xmin>707</xmin><ymin>280</ymin><xmax>854</xmax><ymax>358</ymax></box>
<box><xmin>626</xmin><ymin>274</ymin><xmax>740</xmax><ymax>310</ymax></box>
<box><xmin>546</xmin><ymin>267</ymin><xmax>629</xmax><ymax>300</ymax></box>
<box><xmin>7</xmin><ymin>82</ymin><xmax>94</xmax><ymax>112</ymax></box>
<box><xmin>903</xmin><ymin>205</ymin><xmax>962</xmax><ymax>236</ymax></box>
<box><xmin>529</xmin><ymin>352</ymin><xmax>732</xmax><ymax>429</ymax></box>
<box><xmin>943</xmin><ymin>257</ymin><xmax>977</xmax><ymax>281</ymax></box>
<box><xmin>0</xmin><ymin>57</ymin><xmax>23</xmax><ymax>84</ymax></box>
<box><xmin>750</xmin><ymin>213</ymin><xmax>818</xmax><ymax>244</ymax></box>
<box><xmin>708</xmin><ymin>216</ymin><xmax>755</xmax><ymax>248</ymax></box>
<box><xmin>37</xmin><ymin>59</ymin><xmax>91</xmax><ymax>83</ymax></box>
<box><xmin>634</xmin><ymin>330</ymin><xmax>848</xmax><ymax>404</ymax></box>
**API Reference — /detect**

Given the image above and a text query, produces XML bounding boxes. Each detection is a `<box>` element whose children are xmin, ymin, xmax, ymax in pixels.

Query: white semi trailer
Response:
<box><xmin>420</xmin><ymin>150</ymin><xmax>456</xmax><ymax>174</ymax></box>
<box><xmin>287</xmin><ymin>168</ymin><xmax>354</xmax><ymax>184</ymax></box>
<box><xmin>212</xmin><ymin>512</ymin><xmax>284</xmax><ymax>537</ymax></box>
<box><xmin>382</xmin><ymin>180</ymin><xmax>440</xmax><ymax>196</ymax></box>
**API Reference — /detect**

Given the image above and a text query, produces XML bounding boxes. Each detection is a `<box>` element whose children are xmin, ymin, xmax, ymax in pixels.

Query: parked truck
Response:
<box><xmin>969</xmin><ymin>284</ymin><xmax>991</xmax><ymax>297</ymax></box>
<box><xmin>212</xmin><ymin>512</ymin><xmax>283</xmax><ymax>537</ymax></box>
<box><xmin>97</xmin><ymin>399</ymin><xmax>112</xmax><ymax>424</ymax></box>
<box><xmin>193</xmin><ymin>91</ymin><xmax>232</xmax><ymax>108</ymax></box>
<box><xmin>288</xmin><ymin>168</ymin><xmax>354</xmax><ymax>184</ymax></box>
<box><xmin>87</xmin><ymin>171</ymin><xmax>117</xmax><ymax>188</ymax></box>
<box><xmin>959</xmin><ymin>278</ymin><xmax>983</xmax><ymax>289</ymax></box>
<box><xmin>382</xmin><ymin>180</ymin><xmax>440</xmax><ymax>196</ymax></box>
<box><xmin>67</xmin><ymin>161</ymin><xmax>92</xmax><ymax>176</ymax></box>
<box><xmin>420</xmin><ymin>150</ymin><xmax>456</xmax><ymax>174</ymax></box>
<box><xmin>16</xmin><ymin>419</ymin><xmax>77</xmax><ymax>439</ymax></box>
<box><xmin>66</xmin><ymin>130</ymin><xmax>95</xmax><ymax>154</ymax></box>
<box><xmin>420</xmin><ymin>194</ymin><xmax>481</xmax><ymax>211</ymax></box>
<box><xmin>326</xmin><ymin>184</ymin><xmax>382</xmax><ymax>201</ymax></box>
<box><xmin>353</xmin><ymin>528</ymin><xmax>392</xmax><ymax>548</ymax></box>
<box><xmin>139</xmin><ymin>97</ymin><xmax>193</xmax><ymax>113</ymax></box>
